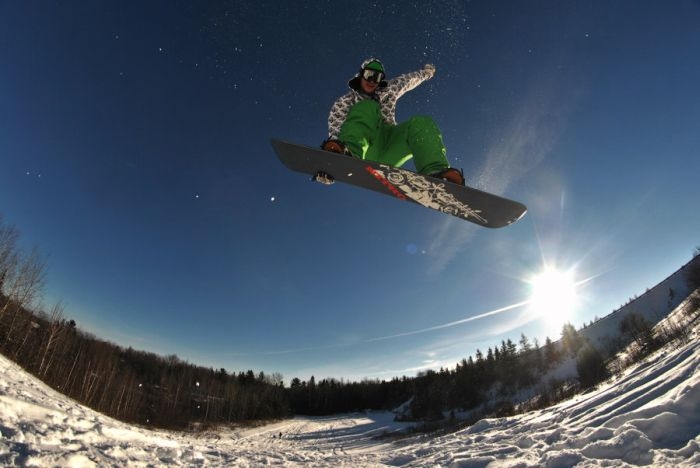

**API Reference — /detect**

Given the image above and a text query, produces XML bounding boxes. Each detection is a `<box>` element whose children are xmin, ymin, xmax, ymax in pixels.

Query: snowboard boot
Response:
<box><xmin>321</xmin><ymin>139</ymin><xmax>350</xmax><ymax>155</ymax></box>
<box><xmin>431</xmin><ymin>168</ymin><xmax>465</xmax><ymax>186</ymax></box>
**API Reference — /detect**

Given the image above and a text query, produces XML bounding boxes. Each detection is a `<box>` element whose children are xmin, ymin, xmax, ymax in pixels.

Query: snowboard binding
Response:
<box><xmin>312</xmin><ymin>171</ymin><xmax>335</xmax><ymax>185</ymax></box>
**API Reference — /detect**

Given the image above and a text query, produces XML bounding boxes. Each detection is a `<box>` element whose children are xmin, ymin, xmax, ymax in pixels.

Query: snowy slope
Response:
<box><xmin>1</xmin><ymin>307</ymin><xmax>699</xmax><ymax>466</ymax></box>
<box><xmin>579</xmin><ymin>257</ymin><xmax>696</xmax><ymax>354</ymax></box>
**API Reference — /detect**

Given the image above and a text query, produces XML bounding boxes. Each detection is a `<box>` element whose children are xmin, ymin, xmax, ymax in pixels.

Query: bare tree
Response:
<box><xmin>38</xmin><ymin>302</ymin><xmax>66</xmax><ymax>377</ymax></box>
<box><xmin>0</xmin><ymin>216</ymin><xmax>20</xmax><ymax>297</ymax></box>
<box><xmin>2</xmin><ymin>248</ymin><xmax>46</xmax><ymax>347</ymax></box>
<box><xmin>1</xmin><ymin>247</ymin><xmax>46</xmax><ymax>318</ymax></box>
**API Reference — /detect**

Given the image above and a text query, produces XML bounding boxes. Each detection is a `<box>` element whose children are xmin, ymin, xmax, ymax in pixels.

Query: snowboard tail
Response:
<box><xmin>271</xmin><ymin>139</ymin><xmax>526</xmax><ymax>228</ymax></box>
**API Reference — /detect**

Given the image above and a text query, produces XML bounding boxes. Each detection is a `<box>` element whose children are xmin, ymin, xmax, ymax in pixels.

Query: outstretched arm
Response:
<box><xmin>385</xmin><ymin>64</ymin><xmax>436</xmax><ymax>98</ymax></box>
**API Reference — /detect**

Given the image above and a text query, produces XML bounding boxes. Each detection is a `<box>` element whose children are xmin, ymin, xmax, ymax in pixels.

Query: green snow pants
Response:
<box><xmin>338</xmin><ymin>100</ymin><xmax>449</xmax><ymax>175</ymax></box>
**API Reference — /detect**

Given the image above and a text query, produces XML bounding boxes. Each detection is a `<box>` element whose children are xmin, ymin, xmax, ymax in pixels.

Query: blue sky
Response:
<box><xmin>1</xmin><ymin>1</ymin><xmax>699</xmax><ymax>382</ymax></box>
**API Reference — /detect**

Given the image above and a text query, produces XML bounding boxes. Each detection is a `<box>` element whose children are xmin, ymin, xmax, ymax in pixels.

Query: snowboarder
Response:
<box><xmin>323</xmin><ymin>58</ymin><xmax>465</xmax><ymax>186</ymax></box>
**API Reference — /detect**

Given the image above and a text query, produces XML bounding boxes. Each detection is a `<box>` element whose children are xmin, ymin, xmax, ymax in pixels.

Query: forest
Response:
<box><xmin>2</xmin><ymin>215</ymin><xmax>698</xmax><ymax>430</ymax></box>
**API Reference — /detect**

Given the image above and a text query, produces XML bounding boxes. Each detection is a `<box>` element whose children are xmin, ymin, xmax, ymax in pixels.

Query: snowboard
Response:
<box><xmin>271</xmin><ymin>139</ymin><xmax>527</xmax><ymax>228</ymax></box>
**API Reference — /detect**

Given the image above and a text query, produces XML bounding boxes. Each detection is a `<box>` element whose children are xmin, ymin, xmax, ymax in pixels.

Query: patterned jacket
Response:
<box><xmin>327</xmin><ymin>66</ymin><xmax>434</xmax><ymax>140</ymax></box>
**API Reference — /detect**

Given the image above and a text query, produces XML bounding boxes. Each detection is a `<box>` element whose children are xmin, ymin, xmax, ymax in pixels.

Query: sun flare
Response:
<box><xmin>529</xmin><ymin>267</ymin><xmax>578</xmax><ymax>320</ymax></box>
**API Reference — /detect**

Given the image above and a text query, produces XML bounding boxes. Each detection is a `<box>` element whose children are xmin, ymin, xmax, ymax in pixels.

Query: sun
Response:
<box><xmin>528</xmin><ymin>266</ymin><xmax>579</xmax><ymax>320</ymax></box>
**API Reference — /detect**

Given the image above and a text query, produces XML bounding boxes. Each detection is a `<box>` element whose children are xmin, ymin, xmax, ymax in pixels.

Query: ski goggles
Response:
<box><xmin>361</xmin><ymin>68</ymin><xmax>385</xmax><ymax>83</ymax></box>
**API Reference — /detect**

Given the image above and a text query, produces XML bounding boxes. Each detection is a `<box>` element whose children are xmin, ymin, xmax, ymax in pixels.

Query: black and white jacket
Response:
<box><xmin>327</xmin><ymin>67</ymin><xmax>434</xmax><ymax>140</ymax></box>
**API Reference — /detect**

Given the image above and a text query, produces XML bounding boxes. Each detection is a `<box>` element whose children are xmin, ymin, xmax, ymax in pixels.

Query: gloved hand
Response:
<box><xmin>321</xmin><ymin>139</ymin><xmax>347</xmax><ymax>154</ymax></box>
<box><xmin>321</xmin><ymin>139</ymin><xmax>350</xmax><ymax>156</ymax></box>
<box><xmin>423</xmin><ymin>63</ymin><xmax>436</xmax><ymax>78</ymax></box>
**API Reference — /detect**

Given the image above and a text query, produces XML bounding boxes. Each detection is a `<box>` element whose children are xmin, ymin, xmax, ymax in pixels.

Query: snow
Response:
<box><xmin>1</xmin><ymin>306</ymin><xmax>699</xmax><ymax>466</ymax></box>
<box><xmin>579</xmin><ymin>259</ymin><xmax>694</xmax><ymax>355</ymax></box>
<box><xmin>2</xmin><ymin>256</ymin><xmax>700</xmax><ymax>466</ymax></box>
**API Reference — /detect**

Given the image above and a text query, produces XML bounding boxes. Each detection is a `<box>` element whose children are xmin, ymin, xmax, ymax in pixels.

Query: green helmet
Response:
<box><xmin>348</xmin><ymin>57</ymin><xmax>388</xmax><ymax>90</ymax></box>
<box><xmin>361</xmin><ymin>58</ymin><xmax>385</xmax><ymax>74</ymax></box>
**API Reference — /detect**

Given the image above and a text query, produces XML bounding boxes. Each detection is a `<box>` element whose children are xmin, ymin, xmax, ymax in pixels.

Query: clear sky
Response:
<box><xmin>1</xmin><ymin>1</ymin><xmax>699</xmax><ymax>382</ymax></box>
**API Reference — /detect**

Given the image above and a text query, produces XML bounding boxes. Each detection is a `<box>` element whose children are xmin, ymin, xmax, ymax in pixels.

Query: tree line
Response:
<box><xmin>285</xmin><ymin>326</ymin><xmax>600</xmax><ymax>420</ymax></box>
<box><xmin>1</xmin><ymin>215</ymin><xmax>698</xmax><ymax>430</ymax></box>
<box><xmin>0</xmin><ymin>216</ymin><xmax>291</xmax><ymax>429</ymax></box>
<box><xmin>0</xmin><ymin>292</ymin><xmax>292</xmax><ymax>429</ymax></box>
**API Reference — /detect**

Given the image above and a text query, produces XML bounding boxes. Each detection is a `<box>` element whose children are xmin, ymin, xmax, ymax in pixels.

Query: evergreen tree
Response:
<box><xmin>576</xmin><ymin>345</ymin><xmax>609</xmax><ymax>388</ymax></box>
<box><xmin>561</xmin><ymin>323</ymin><xmax>584</xmax><ymax>357</ymax></box>
<box><xmin>544</xmin><ymin>336</ymin><xmax>560</xmax><ymax>367</ymax></box>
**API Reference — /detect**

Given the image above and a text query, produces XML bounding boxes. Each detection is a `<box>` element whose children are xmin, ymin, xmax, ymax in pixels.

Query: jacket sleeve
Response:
<box><xmin>327</xmin><ymin>92</ymin><xmax>355</xmax><ymax>139</ymax></box>
<box><xmin>384</xmin><ymin>69</ymin><xmax>433</xmax><ymax>100</ymax></box>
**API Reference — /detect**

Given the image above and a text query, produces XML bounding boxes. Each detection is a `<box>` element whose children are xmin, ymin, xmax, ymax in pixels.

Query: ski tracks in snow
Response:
<box><xmin>382</xmin><ymin>332</ymin><xmax>700</xmax><ymax>467</ymax></box>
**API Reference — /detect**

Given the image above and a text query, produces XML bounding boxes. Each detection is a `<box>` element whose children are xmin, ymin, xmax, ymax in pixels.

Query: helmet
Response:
<box><xmin>361</xmin><ymin>58</ymin><xmax>385</xmax><ymax>74</ymax></box>
<box><xmin>349</xmin><ymin>57</ymin><xmax>388</xmax><ymax>90</ymax></box>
